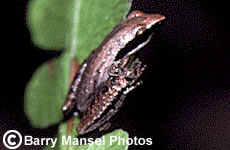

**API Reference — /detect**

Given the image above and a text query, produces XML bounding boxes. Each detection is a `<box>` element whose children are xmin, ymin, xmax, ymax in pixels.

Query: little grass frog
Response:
<box><xmin>62</xmin><ymin>11</ymin><xmax>165</xmax><ymax>135</ymax></box>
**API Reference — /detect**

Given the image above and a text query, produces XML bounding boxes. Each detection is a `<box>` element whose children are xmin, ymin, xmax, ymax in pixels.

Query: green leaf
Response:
<box><xmin>41</xmin><ymin>117</ymin><xmax>80</xmax><ymax>150</ymax></box>
<box><xmin>27</xmin><ymin>0</ymin><xmax>74</xmax><ymax>50</ymax></box>
<box><xmin>24</xmin><ymin>53</ymin><xmax>71</xmax><ymax>128</ymax></box>
<box><xmin>25</xmin><ymin>0</ymin><xmax>131</xmax><ymax>128</ymax></box>
<box><xmin>27</xmin><ymin>0</ymin><xmax>130</xmax><ymax>62</ymax></box>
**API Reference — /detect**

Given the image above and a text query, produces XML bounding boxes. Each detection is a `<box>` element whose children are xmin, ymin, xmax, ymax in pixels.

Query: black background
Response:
<box><xmin>1</xmin><ymin>0</ymin><xmax>230</xmax><ymax>149</ymax></box>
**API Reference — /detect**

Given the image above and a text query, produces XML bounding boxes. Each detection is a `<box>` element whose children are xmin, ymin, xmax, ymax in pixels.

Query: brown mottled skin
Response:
<box><xmin>62</xmin><ymin>11</ymin><xmax>165</xmax><ymax>134</ymax></box>
<box><xmin>77</xmin><ymin>57</ymin><xmax>145</xmax><ymax>135</ymax></box>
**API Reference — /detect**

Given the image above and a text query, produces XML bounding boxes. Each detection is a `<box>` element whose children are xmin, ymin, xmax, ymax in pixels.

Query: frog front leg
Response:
<box><xmin>127</xmin><ymin>58</ymin><xmax>146</xmax><ymax>85</ymax></box>
<box><xmin>111</xmin><ymin>57</ymin><xmax>146</xmax><ymax>95</ymax></box>
<box><xmin>108</xmin><ymin>57</ymin><xmax>146</xmax><ymax>81</ymax></box>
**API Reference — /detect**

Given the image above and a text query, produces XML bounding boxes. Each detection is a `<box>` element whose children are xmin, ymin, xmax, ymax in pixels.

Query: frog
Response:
<box><xmin>62</xmin><ymin>10</ymin><xmax>165</xmax><ymax>135</ymax></box>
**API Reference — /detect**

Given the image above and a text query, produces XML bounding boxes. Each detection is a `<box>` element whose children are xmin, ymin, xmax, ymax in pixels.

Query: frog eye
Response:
<box><xmin>127</xmin><ymin>10</ymin><xmax>143</xmax><ymax>19</ymax></box>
